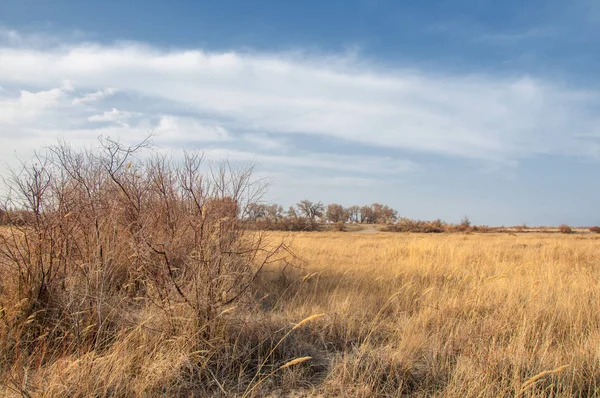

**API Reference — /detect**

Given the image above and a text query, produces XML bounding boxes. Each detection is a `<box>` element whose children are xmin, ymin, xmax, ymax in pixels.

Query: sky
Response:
<box><xmin>1</xmin><ymin>0</ymin><xmax>599</xmax><ymax>226</ymax></box>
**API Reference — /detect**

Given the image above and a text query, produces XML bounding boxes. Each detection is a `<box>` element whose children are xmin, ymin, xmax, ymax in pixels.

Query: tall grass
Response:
<box><xmin>3</xmin><ymin>223</ymin><xmax>600</xmax><ymax>396</ymax></box>
<box><xmin>255</xmin><ymin>232</ymin><xmax>600</xmax><ymax>397</ymax></box>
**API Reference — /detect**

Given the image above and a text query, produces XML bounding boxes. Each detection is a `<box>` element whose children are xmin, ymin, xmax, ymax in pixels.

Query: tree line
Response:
<box><xmin>246</xmin><ymin>200</ymin><xmax>399</xmax><ymax>225</ymax></box>
<box><xmin>243</xmin><ymin>200</ymin><xmax>479</xmax><ymax>232</ymax></box>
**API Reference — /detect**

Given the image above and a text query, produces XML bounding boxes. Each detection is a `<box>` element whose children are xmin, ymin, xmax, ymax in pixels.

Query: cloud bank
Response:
<box><xmin>1</xmin><ymin>32</ymin><xmax>600</xmax><ymax>176</ymax></box>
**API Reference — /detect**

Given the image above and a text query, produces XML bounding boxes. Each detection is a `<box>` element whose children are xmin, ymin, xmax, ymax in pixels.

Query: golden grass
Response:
<box><xmin>2</xmin><ymin>229</ymin><xmax>600</xmax><ymax>396</ymax></box>
<box><xmin>254</xmin><ymin>231</ymin><xmax>600</xmax><ymax>397</ymax></box>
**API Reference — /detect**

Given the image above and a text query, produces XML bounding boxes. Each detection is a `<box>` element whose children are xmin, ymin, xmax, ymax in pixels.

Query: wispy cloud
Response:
<box><xmin>201</xmin><ymin>148</ymin><xmax>417</xmax><ymax>175</ymax></box>
<box><xmin>474</xmin><ymin>28</ymin><xmax>553</xmax><ymax>43</ymax></box>
<box><xmin>0</xmin><ymin>28</ymin><xmax>22</xmax><ymax>45</ymax></box>
<box><xmin>290</xmin><ymin>175</ymin><xmax>386</xmax><ymax>187</ymax></box>
<box><xmin>241</xmin><ymin>133</ymin><xmax>288</xmax><ymax>151</ymax></box>
<box><xmin>72</xmin><ymin>88</ymin><xmax>117</xmax><ymax>105</ymax></box>
<box><xmin>1</xmin><ymin>32</ymin><xmax>599</xmax><ymax>176</ymax></box>
<box><xmin>154</xmin><ymin>115</ymin><xmax>232</xmax><ymax>143</ymax></box>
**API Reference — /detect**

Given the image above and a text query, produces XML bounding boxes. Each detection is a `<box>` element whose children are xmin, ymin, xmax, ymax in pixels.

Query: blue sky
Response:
<box><xmin>1</xmin><ymin>0</ymin><xmax>599</xmax><ymax>225</ymax></box>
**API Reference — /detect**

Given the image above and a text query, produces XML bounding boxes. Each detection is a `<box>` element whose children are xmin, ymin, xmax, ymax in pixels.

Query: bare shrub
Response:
<box><xmin>589</xmin><ymin>226</ymin><xmax>600</xmax><ymax>233</ymax></box>
<box><xmin>387</xmin><ymin>218</ymin><xmax>446</xmax><ymax>233</ymax></box>
<box><xmin>473</xmin><ymin>224</ymin><xmax>490</xmax><ymax>233</ymax></box>
<box><xmin>454</xmin><ymin>215</ymin><xmax>471</xmax><ymax>232</ymax></box>
<box><xmin>280</xmin><ymin>216</ymin><xmax>320</xmax><ymax>232</ymax></box>
<box><xmin>331</xmin><ymin>222</ymin><xmax>346</xmax><ymax>232</ymax></box>
<box><xmin>558</xmin><ymin>224</ymin><xmax>573</xmax><ymax>234</ymax></box>
<box><xmin>0</xmin><ymin>138</ymin><xmax>290</xmax><ymax>394</ymax></box>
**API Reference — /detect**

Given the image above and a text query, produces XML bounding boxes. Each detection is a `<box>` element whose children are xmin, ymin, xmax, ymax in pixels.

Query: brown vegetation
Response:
<box><xmin>1</xmin><ymin>139</ymin><xmax>599</xmax><ymax>396</ymax></box>
<box><xmin>558</xmin><ymin>224</ymin><xmax>573</xmax><ymax>234</ymax></box>
<box><xmin>3</xmin><ymin>218</ymin><xmax>600</xmax><ymax>396</ymax></box>
<box><xmin>0</xmin><ymin>139</ymin><xmax>294</xmax><ymax>396</ymax></box>
<box><xmin>253</xmin><ymin>231</ymin><xmax>599</xmax><ymax>396</ymax></box>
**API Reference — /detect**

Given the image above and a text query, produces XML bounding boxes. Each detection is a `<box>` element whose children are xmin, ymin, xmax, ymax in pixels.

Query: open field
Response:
<box><xmin>252</xmin><ymin>231</ymin><xmax>600</xmax><ymax>397</ymax></box>
<box><xmin>2</xmin><ymin>225</ymin><xmax>600</xmax><ymax>396</ymax></box>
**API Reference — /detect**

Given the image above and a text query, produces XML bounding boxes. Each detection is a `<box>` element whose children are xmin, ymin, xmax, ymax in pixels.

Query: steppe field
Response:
<box><xmin>2</xmin><ymin>224</ymin><xmax>600</xmax><ymax>397</ymax></box>
<box><xmin>256</xmin><ymin>231</ymin><xmax>600</xmax><ymax>397</ymax></box>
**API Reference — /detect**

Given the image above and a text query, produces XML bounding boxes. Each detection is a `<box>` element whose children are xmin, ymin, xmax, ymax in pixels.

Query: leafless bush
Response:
<box><xmin>386</xmin><ymin>218</ymin><xmax>446</xmax><ymax>233</ymax></box>
<box><xmin>279</xmin><ymin>216</ymin><xmax>320</xmax><ymax>232</ymax></box>
<box><xmin>558</xmin><ymin>224</ymin><xmax>573</xmax><ymax>234</ymax></box>
<box><xmin>454</xmin><ymin>215</ymin><xmax>471</xmax><ymax>232</ymax></box>
<box><xmin>386</xmin><ymin>217</ymin><xmax>491</xmax><ymax>234</ymax></box>
<box><xmin>0</xmin><ymin>138</ymin><xmax>289</xmax><ymax>390</ymax></box>
<box><xmin>331</xmin><ymin>222</ymin><xmax>346</xmax><ymax>232</ymax></box>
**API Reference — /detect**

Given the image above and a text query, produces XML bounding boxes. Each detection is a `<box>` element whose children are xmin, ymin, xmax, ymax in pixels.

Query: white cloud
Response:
<box><xmin>241</xmin><ymin>133</ymin><xmax>287</xmax><ymax>150</ymax></box>
<box><xmin>61</xmin><ymin>80</ymin><xmax>75</xmax><ymax>92</ymax></box>
<box><xmin>154</xmin><ymin>115</ymin><xmax>231</xmax><ymax>142</ymax></box>
<box><xmin>202</xmin><ymin>148</ymin><xmax>416</xmax><ymax>175</ymax></box>
<box><xmin>0</xmin><ymin>33</ymin><xmax>599</xmax><ymax>174</ymax></box>
<box><xmin>88</xmin><ymin>108</ymin><xmax>138</xmax><ymax>124</ymax></box>
<box><xmin>0</xmin><ymin>87</ymin><xmax>68</xmax><ymax>124</ymax></box>
<box><xmin>72</xmin><ymin>87</ymin><xmax>117</xmax><ymax>104</ymax></box>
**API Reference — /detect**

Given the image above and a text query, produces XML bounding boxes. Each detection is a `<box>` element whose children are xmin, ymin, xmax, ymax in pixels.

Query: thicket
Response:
<box><xmin>0</xmin><ymin>138</ymin><xmax>305</xmax><ymax>395</ymax></box>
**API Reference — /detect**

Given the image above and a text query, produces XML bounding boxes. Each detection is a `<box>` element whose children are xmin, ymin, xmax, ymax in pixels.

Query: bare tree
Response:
<box><xmin>296</xmin><ymin>200</ymin><xmax>324</xmax><ymax>221</ymax></box>
<box><xmin>346</xmin><ymin>205</ymin><xmax>361</xmax><ymax>223</ymax></box>
<box><xmin>360</xmin><ymin>205</ymin><xmax>375</xmax><ymax>223</ymax></box>
<box><xmin>247</xmin><ymin>203</ymin><xmax>268</xmax><ymax>221</ymax></box>
<box><xmin>286</xmin><ymin>206</ymin><xmax>298</xmax><ymax>219</ymax></box>
<box><xmin>265</xmin><ymin>204</ymin><xmax>284</xmax><ymax>223</ymax></box>
<box><xmin>326</xmin><ymin>203</ymin><xmax>348</xmax><ymax>223</ymax></box>
<box><xmin>371</xmin><ymin>203</ymin><xmax>398</xmax><ymax>224</ymax></box>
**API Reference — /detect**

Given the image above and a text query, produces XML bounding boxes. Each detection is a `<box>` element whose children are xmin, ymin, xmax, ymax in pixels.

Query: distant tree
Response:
<box><xmin>460</xmin><ymin>215</ymin><xmax>471</xmax><ymax>228</ymax></box>
<box><xmin>326</xmin><ymin>203</ymin><xmax>348</xmax><ymax>223</ymax></box>
<box><xmin>246</xmin><ymin>203</ymin><xmax>267</xmax><ymax>221</ymax></box>
<box><xmin>266</xmin><ymin>204</ymin><xmax>284</xmax><ymax>222</ymax></box>
<box><xmin>297</xmin><ymin>200</ymin><xmax>325</xmax><ymax>221</ymax></box>
<box><xmin>346</xmin><ymin>205</ymin><xmax>361</xmax><ymax>223</ymax></box>
<box><xmin>287</xmin><ymin>206</ymin><xmax>298</xmax><ymax>219</ymax></box>
<box><xmin>360</xmin><ymin>205</ymin><xmax>375</xmax><ymax>223</ymax></box>
<box><xmin>371</xmin><ymin>203</ymin><xmax>398</xmax><ymax>224</ymax></box>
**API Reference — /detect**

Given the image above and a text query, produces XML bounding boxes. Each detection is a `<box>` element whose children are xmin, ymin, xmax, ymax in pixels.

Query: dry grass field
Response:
<box><xmin>251</xmin><ymin>231</ymin><xmax>600</xmax><ymax>397</ymax></box>
<box><xmin>1</xmin><ymin>140</ymin><xmax>599</xmax><ymax>397</ymax></box>
<box><xmin>2</xmin><ymin>227</ymin><xmax>600</xmax><ymax>397</ymax></box>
